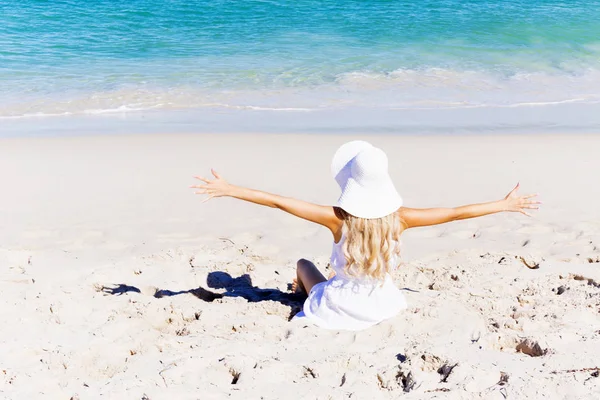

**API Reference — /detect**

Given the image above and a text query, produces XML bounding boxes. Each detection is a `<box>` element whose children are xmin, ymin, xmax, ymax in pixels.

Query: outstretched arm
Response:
<box><xmin>191</xmin><ymin>169</ymin><xmax>341</xmax><ymax>234</ymax></box>
<box><xmin>399</xmin><ymin>183</ymin><xmax>540</xmax><ymax>229</ymax></box>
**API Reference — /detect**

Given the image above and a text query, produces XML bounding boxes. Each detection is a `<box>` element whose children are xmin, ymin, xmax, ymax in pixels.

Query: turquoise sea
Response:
<box><xmin>1</xmin><ymin>0</ymin><xmax>600</xmax><ymax>134</ymax></box>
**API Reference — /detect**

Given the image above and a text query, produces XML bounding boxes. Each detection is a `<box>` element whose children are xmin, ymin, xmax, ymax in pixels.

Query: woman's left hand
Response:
<box><xmin>503</xmin><ymin>183</ymin><xmax>540</xmax><ymax>216</ymax></box>
<box><xmin>190</xmin><ymin>169</ymin><xmax>233</xmax><ymax>202</ymax></box>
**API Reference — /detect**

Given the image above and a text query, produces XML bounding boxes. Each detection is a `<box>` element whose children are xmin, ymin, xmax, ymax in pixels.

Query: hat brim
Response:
<box><xmin>336</xmin><ymin>176</ymin><xmax>403</xmax><ymax>219</ymax></box>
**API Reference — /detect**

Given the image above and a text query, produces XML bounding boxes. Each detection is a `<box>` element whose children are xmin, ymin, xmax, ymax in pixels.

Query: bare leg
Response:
<box><xmin>292</xmin><ymin>258</ymin><xmax>327</xmax><ymax>296</ymax></box>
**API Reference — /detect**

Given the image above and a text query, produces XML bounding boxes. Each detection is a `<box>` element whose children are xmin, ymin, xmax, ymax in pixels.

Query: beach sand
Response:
<box><xmin>1</xmin><ymin>133</ymin><xmax>599</xmax><ymax>399</ymax></box>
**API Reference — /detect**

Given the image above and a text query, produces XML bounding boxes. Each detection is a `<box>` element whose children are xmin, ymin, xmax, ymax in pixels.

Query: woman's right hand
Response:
<box><xmin>190</xmin><ymin>170</ymin><xmax>341</xmax><ymax>234</ymax></box>
<box><xmin>190</xmin><ymin>169</ymin><xmax>234</xmax><ymax>202</ymax></box>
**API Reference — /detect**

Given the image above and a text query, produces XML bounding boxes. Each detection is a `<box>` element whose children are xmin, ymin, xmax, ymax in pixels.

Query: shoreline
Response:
<box><xmin>3</xmin><ymin>102</ymin><xmax>600</xmax><ymax>138</ymax></box>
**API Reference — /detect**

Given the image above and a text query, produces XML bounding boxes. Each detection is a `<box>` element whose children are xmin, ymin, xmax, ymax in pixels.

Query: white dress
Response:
<box><xmin>297</xmin><ymin>236</ymin><xmax>407</xmax><ymax>331</ymax></box>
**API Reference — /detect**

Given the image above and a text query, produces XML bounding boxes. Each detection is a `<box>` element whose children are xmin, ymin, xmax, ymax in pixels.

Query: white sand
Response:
<box><xmin>1</xmin><ymin>133</ymin><xmax>599</xmax><ymax>399</ymax></box>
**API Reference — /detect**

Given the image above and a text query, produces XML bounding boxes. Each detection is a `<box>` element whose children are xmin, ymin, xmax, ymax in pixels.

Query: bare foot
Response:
<box><xmin>291</xmin><ymin>278</ymin><xmax>301</xmax><ymax>293</ymax></box>
<box><xmin>327</xmin><ymin>270</ymin><xmax>336</xmax><ymax>280</ymax></box>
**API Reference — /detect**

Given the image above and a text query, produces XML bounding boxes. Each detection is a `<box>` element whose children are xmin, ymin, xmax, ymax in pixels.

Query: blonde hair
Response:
<box><xmin>337</xmin><ymin>208</ymin><xmax>404</xmax><ymax>281</ymax></box>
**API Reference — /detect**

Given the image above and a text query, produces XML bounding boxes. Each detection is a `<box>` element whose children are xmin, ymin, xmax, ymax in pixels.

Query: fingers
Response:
<box><xmin>505</xmin><ymin>182</ymin><xmax>520</xmax><ymax>199</ymax></box>
<box><xmin>522</xmin><ymin>193</ymin><xmax>538</xmax><ymax>199</ymax></box>
<box><xmin>519</xmin><ymin>210</ymin><xmax>532</xmax><ymax>217</ymax></box>
<box><xmin>211</xmin><ymin>169</ymin><xmax>222</xmax><ymax>179</ymax></box>
<box><xmin>191</xmin><ymin>171</ymin><xmax>223</xmax><ymax>203</ymax></box>
<box><xmin>193</xmin><ymin>169</ymin><xmax>222</xmax><ymax>184</ymax></box>
<box><xmin>520</xmin><ymin>197</ymin><xmax>541</xmax><ymax>208</ymax></box>
<box><xmin>521</xmin><ymin>204</ymin><xmax>539</xmax><ymax>210</ymax></box>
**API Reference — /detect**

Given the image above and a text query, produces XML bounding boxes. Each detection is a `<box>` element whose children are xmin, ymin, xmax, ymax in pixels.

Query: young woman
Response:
<box><xmin>191</xmin><ymin>141</ymin><xmax>539</xmax><ymax>330</ymax></box>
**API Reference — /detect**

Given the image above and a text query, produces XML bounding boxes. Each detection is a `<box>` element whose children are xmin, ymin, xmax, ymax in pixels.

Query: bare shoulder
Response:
<box><xmin>397</xmin><ymin>207</ymin><xmax>414</xmax><ymax>228</ymax></box>
<box><xmin>330</xmin><ymin>206</ymin><xmax>346</xmax><ymax>237</ymax></box>
<box><xmin>397</xmin><ymin>206</ymin><xmax>432</xmax><ymax>229</ymax></box>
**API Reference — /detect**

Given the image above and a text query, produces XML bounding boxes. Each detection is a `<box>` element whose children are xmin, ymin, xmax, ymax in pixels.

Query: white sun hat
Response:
<box><xmin>331</xmin><ymin>140</ymin><xmax>403</xmax><ymax>219</ymax></box>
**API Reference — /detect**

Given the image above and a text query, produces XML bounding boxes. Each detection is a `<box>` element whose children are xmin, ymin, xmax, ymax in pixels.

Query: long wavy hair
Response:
<box><xmin>336</xmin><ymin>208</ymin><xmax>404</xmax><ymax>281</ymax></box>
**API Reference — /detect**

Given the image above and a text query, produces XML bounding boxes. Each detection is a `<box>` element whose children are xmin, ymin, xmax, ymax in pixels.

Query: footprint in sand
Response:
<box><xmin>487</xmin><ymin>334</ymin><xmax>549</xmax><ymax>357</ymax></box>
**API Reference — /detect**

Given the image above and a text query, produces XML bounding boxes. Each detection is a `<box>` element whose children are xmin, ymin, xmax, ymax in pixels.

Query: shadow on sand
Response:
<box><xmin>101</xmin><ymin>271</ymin><xmax>305</xmax><ymax>319</ymax></box>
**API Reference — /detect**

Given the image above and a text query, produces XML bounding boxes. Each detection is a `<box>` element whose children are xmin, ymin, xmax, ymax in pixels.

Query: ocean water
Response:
<box><xmin>1</xmin><ymin>0</ymin><xmax>600</xmax><ymax>134</ymax></box>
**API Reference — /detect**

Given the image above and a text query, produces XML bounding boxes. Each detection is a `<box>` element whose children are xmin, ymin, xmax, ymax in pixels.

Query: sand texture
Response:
<box><xmin>1</xmin><ymin>133</ymin><xmax>599</xmax><ymax>399</ymax></box>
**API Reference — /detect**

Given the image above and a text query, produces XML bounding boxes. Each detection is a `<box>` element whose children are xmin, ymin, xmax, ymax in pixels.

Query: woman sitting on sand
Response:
<box><xmin>191</xmin><ymin>141</ymin><xmax>539</xmax><ymax>330</ymax></box>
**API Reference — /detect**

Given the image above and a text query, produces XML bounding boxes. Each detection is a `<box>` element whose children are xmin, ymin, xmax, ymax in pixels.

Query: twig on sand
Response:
<box><xmin>158</xmin><ymin>360</ymin><xmax>181</xmax><ymax>387</ymax></box>
<box><xmin>219</xmin><ymin>237</ymin><xmax>236</xmax><ymax>245</ymax></box>
<box><xmin>519</xmin><ymin>256</ymin><xmax>539</xmax><ymax>269</ymax></box>
<box><xmin>551</xmin><ymin>367</ymin><xmax>600</xmax><ymax>374</ymax></box>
